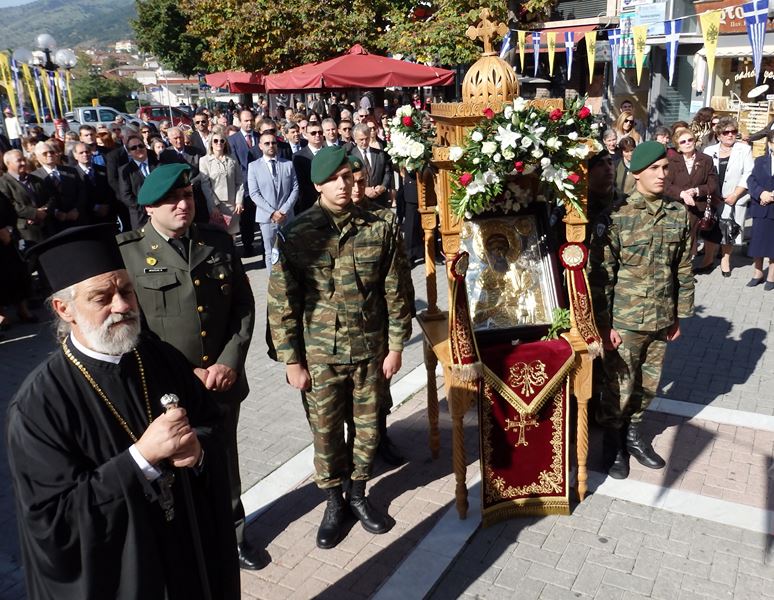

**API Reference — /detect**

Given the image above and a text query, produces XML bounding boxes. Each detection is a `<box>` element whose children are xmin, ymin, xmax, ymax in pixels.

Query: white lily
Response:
<box><xmin>513</xmin><ymin>97</ymin><xmax>528</xmax><ymax>112</ymax></box>
<box><xmin>449</xmin><ymin>146</ymin><xmax>464</xmax><ymax>161</ymax></box>
<box><xmin>481</xmin><ymin>141</ymin><xmax>497</xmax><ymax>155</ymax></box>
<box><xmin>504</xmin><ymin>105</ymin><xmax>514</xmax><ymax>119</ymax></box>
<box><xmin>568</xmin><ymin>131</ymin><xmax>579</xmax><ymax>141</ymax></box>
<box><xmin>495</xmin><ymin>125</ymin><xmax>521</xmax><ymax>150</ymax></box>
<box><xmin>546</xmin><ymin>137</ymin><xmax>562</xmax><ymax>150</ymax></box>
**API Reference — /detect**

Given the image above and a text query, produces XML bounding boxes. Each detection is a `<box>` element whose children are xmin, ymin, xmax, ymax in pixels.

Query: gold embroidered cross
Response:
<box><xmin>466</xmin><ymin>8</ymin><xmax>508</xmax><ymax>55</ymax></box>
<box><xmin>505</xmin><ymin>413</ymin><xmax>538</xmax><ymax>448</ymax></box>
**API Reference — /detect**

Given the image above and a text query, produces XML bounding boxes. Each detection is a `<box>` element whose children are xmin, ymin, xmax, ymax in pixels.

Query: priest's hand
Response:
<box><xmin>382</xmin><ymin>350</ymin><xmax>402</xmax><ymax>380</ymax></box>
<box><xmin>135</xmin><ymin>407</ymin><xmax>195</xmax><ymax>466</ymax></box>
<box><xmin>169</xmin><ymin>429</ymin><xmax>202</xmax><ymax>468</ymax></box>
<box><xmin>204</xmin><ymin>363</ymin><xmax>237</xmax><ymax>391</ymax></box>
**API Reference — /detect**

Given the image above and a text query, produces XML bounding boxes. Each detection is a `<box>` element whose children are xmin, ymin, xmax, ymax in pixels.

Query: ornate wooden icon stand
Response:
<box><xmin>415</xmin><ymin>9</ymin><xmax>594</xmax><ymax>519</ymax></box>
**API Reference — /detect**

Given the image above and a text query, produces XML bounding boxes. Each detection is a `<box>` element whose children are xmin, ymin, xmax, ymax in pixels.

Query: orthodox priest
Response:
<box><xmin>6</xmin><ymin>224</ymin><xmax>240</xmax><ymax>599</ymax></box>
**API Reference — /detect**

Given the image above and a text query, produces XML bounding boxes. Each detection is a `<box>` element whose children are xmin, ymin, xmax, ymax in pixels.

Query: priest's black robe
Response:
<box><xmin>6</xmin><ymin>333</ymin><xmax>240</xmax><ymax>600</ymax></box>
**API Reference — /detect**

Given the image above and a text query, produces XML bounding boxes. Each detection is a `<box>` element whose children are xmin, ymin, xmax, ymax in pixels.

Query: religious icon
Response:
<box><xmin>461</xmin><ymin>213</ymin><xmax>560</xmax><ymax>333</ymax></box>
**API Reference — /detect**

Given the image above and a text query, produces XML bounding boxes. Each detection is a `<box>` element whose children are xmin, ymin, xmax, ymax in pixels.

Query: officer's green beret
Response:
<box><xmin>138</xmin><ymin>163</ymin><xmax>192</xmax><ymax>206</ymax></box>
<box><xmin>348</xmin><ymin>156</ymin><xmax>363</xmax><ymax>173</ymax></box>
<box><xmin>311</xmin><ymin>146</ymin><xmax>350</xmax><ymax>184</ymax></box>
<box><xmin>629</xmin><ymin>141</ymin><xmax>666</xmax><ymax>174</ymax></box>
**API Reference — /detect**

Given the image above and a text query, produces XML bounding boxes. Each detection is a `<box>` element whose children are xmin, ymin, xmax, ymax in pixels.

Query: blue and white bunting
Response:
<box><xmin>532</xmin><ymin>32</ymin><xmax>541</xmax><ymax>76</ymax></box>
<box><xmin>565</xmin><ymin>31</ymin><xmax>575</xmax><ymax>78</ymax></box>
<box><xmin>500</xmin><ymin>30</ymin><xmax>512</xmax><ymax>59</ymax></box>
<box><xmin>607</xmin><ymin>29</ymin><xmax>621</xmax><ymax>87</ymax></box>
<box><xmin>743</xmin><ymin>0</ymin><xmax>769</xmax><ymax>84</ymax></box>
<box><xmin>664</xmin><ymin>20</ymin><xmax>682</xmax><ymax>86</ymax></box>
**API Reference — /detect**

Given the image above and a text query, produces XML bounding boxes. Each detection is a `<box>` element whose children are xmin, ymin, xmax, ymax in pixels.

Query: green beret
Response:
<box><xmin>138</xmin><ymin>163</ymin><xmax>192</xmax><ymax>206</ymax></box>
<box><xmin>348</xmin><ymin>155</ymin><xmax>363</xmax><ymax>173</ymax></box>
<box><xmin>629</xmin><ymin>141</ymin><xmax>666</xmax><ymax>174</ymax></box>
<box><xmin>311</xmin><ymin>146</ymin><xmax>350</xmax><ymax>184</ymax></box>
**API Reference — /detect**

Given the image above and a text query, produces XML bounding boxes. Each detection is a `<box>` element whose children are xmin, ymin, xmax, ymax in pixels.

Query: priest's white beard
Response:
<box><xmin>74</xmin><ymin>309</ymin><xmax>141</xmax><ymax>356</ymax></box>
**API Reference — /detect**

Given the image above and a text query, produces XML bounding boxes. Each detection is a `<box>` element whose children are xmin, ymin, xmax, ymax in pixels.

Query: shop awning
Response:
<box><xmin>205</xmin><ymin>71</ymin><xmax>265</xmax><ymax>93</ymax></box>
<box><xmin>697</xmin><ymin>34</ymin><xmax>774</xmax><ymax>57</ymax></box>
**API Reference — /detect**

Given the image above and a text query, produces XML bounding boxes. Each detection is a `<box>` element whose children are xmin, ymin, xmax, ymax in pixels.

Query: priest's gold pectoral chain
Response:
<box><xmin>62</xmin><ymin>341</ymin><xmax>152</xmax><ymax>442</ymax></box>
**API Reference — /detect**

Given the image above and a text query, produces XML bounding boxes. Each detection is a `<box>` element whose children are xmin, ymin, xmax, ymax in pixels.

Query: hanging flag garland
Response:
<box><xmin>743</xmin><ymin>0</ymin><xmax>769</xmax><ymax>84</ymax></box>
<box><xmin>565</xmin><ymin>32</ymin><xmax>575</xmax><ymax>79</ymax></box>
<box><xmin>664</xmin><ymin>20</ymin><xmax>682</xmax><ymax>86</ymax></box>
<box><xmin>632</xmin><ymin>24</ymin><xmax>649</xmax><ymax>85</ymax></box>
<box><xmin>607</xmin><ymin>29</ymin><xmax>622</xmax><ymax>87</ymax></box>
<box><xmin>700</xmin><ymin>11</ymin><xmax>722</xmax><ymax>86</ymax></box>
<box><xmin>547</xmin><ymin>32</ymin><xmax>557</xmax><ymax>76</ymax></box>
<box><xmin>532</xmin><ymin>32</ymin><xmax>542</xmax><ymax>76</ymax></box>
<box><xmin>584</xmin><ymin>31</ymin><xmax>597</xmax><ymax>84</ymax></box>
<box><xmin>517</xmin><ymin>30</ymin><xmax>527</xmax><ymax>72</ymax></box>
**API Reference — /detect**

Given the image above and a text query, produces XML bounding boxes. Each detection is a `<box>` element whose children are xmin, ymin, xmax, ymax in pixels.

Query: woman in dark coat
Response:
<box><xmin>744</xmin><ymin>129</ymin><xmax>774</xmax><ymax>290</ymax></box>
<box><xmin>664</xmin><ymin>127</ymin><xmax>718</xmax><ymax>256</ymax></box>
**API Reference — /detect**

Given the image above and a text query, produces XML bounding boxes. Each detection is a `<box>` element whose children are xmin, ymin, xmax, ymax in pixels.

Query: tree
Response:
<box><xmin>132</xmin><ymin>0</ymin><xmax>206</xmax><ymax>76</ymax></box>
<box><xmin>69</xmin><ymin>52</ymin><xmax>139</xmax><ymax>111</ymax></box>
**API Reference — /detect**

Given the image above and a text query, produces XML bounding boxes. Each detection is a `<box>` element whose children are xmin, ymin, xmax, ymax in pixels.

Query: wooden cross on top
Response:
<box><xmin>466</xmin><ymin>8</ymin><xmax>508</xmax><ymax>55</ymax></box>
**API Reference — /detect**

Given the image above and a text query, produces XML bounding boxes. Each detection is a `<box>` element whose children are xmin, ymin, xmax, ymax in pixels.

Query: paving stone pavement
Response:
<box><xmin>2</xmin><ymin>251</ymin><xmax>774</xmax><ymax>598</ymax></box>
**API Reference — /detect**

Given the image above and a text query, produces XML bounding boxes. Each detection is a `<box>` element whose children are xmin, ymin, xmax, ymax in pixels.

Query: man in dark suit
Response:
<box><xmin>118</xmin><ymin>134</ymin><xmax>157</xmax><ymax>230</ymax></box>
<box><xmin>32</xmin><ymin>140</ymin><xmax>87</xmax><ymax>233</ymax></box>
<box><xmin>229</xmin><ymin>110</ymin><xmax>260</xmax><ymax>256</ymax></box>
<box><xmin>349</xmin><ymin>123</ymin><xmax>392</xmax><ymax>208</ymax></box>
<box><xmin>71</xmin><ymin>142</ymin><xmax>120</xmax><ymax>225</ymax></box>
<box><xmin>284</xmin><ymin>122</ymin><xmax>307</xmax><ymax>155</ymax></box>
<box><xmin>191</xmin><ymin>111</ymin><xmax>212</xmax><ymax>156</ymax></box>
<box><xmin>322</xmin><ymin>118</ymin><xmax>340</xmax><ymax>147</ymax></box>
<box><xmin>105</xmin><ymin>127</ymin><xmax>130</xmax><ymax>197</ymax></box>
<box><xmin>0</xmin><ymin>150</ymin><xmax>49</xmax><ymax>247</ymax></box>
<box><xmin>292</xmin><ymin>121</ymin><xmax>324</xmax><ymax>214</ymax></box>
<box><xmin>160</xmin><ymin>126</ymin><xmax>208</xmax><ymax>224</ymax></box>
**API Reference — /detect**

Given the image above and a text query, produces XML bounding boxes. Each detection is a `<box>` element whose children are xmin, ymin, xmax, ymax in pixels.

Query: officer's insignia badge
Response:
<box><xmin>596</xmin><ymin>222</ymin><xmax>607</xmax><ymax>238</ymax></box>
<box><xmin>151</xmin><ymin>243</ymin><xmax>159</xmax><ymax>250</ymax></box>
<box><xmin>146</xmin><ymin>256</ymin><xmax>158</xmax><ymax>266</ymax></box>
<box><xmin>271</xmin><ymin>247</ymin><xmax>280</xmax><ymax>265</ymax></box>
<box><xmin>353</xmin><ymin>160</ymin><xmax>361</xmax><ymax>168</ymax></box>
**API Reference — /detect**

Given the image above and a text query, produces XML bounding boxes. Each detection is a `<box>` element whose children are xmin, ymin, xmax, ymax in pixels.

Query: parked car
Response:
<box><xmin>137</xmin><ymin>105</ymin><xmax>192</xmax><ymax>126</ymax></box>
<box><xmin>64</xmin><ymin>106</ymin><xmax>144</xmax><ymax>130</ymax></box>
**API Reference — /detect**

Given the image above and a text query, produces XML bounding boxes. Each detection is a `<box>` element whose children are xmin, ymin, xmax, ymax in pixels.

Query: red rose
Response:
<box><xmin>483</xmin><ymin>107</ymin><xmax>495</xmax><ymax>120</ymax></box>
<box><xmin>549</xmin><ymin>108</ymin><xmax>564</xmax><ymax>121</ymax></box>
<box><xmin>402</xmin><ymin>116</ymin><xmax>413</xmax><ymax>127</ymax></box>
<box><xmin>514</xmin><ymin>161</ymin><xmax>525</xmax><ymax>173</ymax></box>
<box><xmin>567</xmin><ymin>172</ymin><xmax>581</xmax><ymax>184</ymax></box>
<box><xmin>577</xmin><ymin>106</ymin><xmax>591</xmax><ymax>119</ymax></box>
<box><xmin>459</xmin><ymin>172</ymin><xmax>474</xmax><ymax>187</ymax></box>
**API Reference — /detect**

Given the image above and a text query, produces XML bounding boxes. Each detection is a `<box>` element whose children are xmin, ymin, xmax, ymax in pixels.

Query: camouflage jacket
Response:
<box><xmin>588</xmin><ymin>190</ymin><xmax>695</xmax><ymax>332</ymax></box>
<box><xmin>267</xmin><ymin>201</ymin><xmax>412</xmax><ymax>365</ymax></box>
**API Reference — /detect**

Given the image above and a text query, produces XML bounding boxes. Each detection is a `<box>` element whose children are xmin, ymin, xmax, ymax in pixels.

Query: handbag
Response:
<box><xmin>698</xmin><ymin>202</ymin><xmax>717</xmax><ymax>231</ymax></box>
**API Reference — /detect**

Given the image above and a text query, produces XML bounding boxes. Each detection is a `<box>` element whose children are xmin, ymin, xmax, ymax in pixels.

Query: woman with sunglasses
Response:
<box><xmin>697</xmin><ymin>117</ymin><xmax>754</xmax><ymax>276</ymax></box>
<box><xmin>199</xmin><ymin>127</ymin><xmax>244</xmax><ymax>236</ymax></box>
<box><xmin>613</xmin><ymin>111</ymin><xmax>641</xmax><ymax>145</ymax></box>
<box><xmin>665</xmin><ymin>127</ymin><xmax>718</xmax><ymax>257</ymax></box>
<box><xmin>742</xmin><ymin>129</ymin><xmax>774</xmax><ymax>290</ymax></box>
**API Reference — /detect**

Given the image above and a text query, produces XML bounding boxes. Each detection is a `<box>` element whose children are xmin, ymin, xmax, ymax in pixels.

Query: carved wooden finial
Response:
<box><xmin>465</xmin><ymin>8</ymin><xmax>508</xmax><ymax>55</ymax></box>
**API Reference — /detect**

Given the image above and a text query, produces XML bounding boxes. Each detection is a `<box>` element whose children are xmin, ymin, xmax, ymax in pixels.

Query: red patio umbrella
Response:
<box><xmin>205</xmin><ymin>71</ymin><xmax>265</xmax><ymax>93</ymax></box>
<box><xmin>264</xmin><ymin>45</ymin><xmax>455</xmax><ymax>92</ymax></box>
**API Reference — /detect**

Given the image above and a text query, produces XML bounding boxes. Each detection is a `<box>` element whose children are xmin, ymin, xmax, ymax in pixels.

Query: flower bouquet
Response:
<box><xmin>448</xmin><ymin>96</ymin><xmax>601</xmax><ymax>218</ymax></box>
<box><xmin>386</xmin><ymin>105</ymin><xmax>436</xmax><ymax>173</ymax></box>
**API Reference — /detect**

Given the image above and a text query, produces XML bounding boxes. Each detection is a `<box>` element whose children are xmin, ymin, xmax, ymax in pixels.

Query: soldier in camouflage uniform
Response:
<box><xmin>267</xmin><ymin>146</ymin><xmax>412</xmax><ymax>549</ymax></box>
<box><xmin>589</xmin><ymin>142</ymin><xmax>695</xmax><ymax>480</ymax></box>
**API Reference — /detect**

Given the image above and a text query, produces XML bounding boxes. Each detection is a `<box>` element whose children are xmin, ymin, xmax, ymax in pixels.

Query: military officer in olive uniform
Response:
<box><xmin>116</xmin><ymin>164</ymin><xmax>265</xmax><ymax>570</ymax></box>
<box><xmin>267</xmin><ymin>147</ymin><xmax>412</xmax><ymax>550</ymax></box>
<box><xmin>589</xmin><ymin>141</ymin><xmax>695</xmax><ymax>480</ymax></box>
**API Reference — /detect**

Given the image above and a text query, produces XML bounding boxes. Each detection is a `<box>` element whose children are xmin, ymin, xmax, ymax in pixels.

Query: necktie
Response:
<box><xmin>20</xmin><ymin>177</ymin><xmax>32</xmax><ymax>193</ymax></box>
<box><xmin>269</xmin><ymin>159</ymin><xmax>277</xmax><ymax>179</ymax></box>
<box><xmin>170</xmin><ymin>237</ymin><xmax>188</xmax><ymax>262</ymax></box>
<box><xmin>141</xmin><ymin>162</ymin><xmax>149</xmax><ymax>177</ymax></box>
<box><xmin>50</xmin><ymin>170</ymin><xmax>61</xmax><ymax>186</ymax></box>
<box><xmin>245</xmin><ymin>133</ymin><xmax>253</xmax><ymax>149</ymax></box>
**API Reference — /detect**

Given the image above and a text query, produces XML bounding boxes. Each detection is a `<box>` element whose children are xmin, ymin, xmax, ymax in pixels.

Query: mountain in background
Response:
<box><xmin>0</xmin><ymin>0</ymin><xmax>136</xmax><ymax>50</ymax></box>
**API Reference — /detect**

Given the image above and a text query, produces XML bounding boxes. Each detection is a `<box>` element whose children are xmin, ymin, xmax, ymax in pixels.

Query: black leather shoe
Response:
<box><xmin>765</xmin><ymin>281</ymin><xmax>774</xmax><ymax>292</ymax></box>
<box><xmin>377</xmin><ymin>412</ymin><xmax>405</xmax><ymax>466</ymax></box>
<box><xmin>603</xmin><ymin>428</ymin><xmax>630</xmax><ymax>479</ymax></box>
<box><xmin>747</xmin><ymin>278</ymin><xmax>764</xmax><ymax>287</ymax></box>
<box><xmin>237</xmin><ymin>542</ymin><xmax>271</xmax><ymax>570</ymax></box>
<box><xmin>317</xmin><ymin>486</ymin><xmax>347</xmax><ymax>549</ymax></box>
<box><xmin>608</xmin><ymin>449</ymin><xmax>630</xmax><ymax>479</ymax></box>
<box><xmin>721</xmin><ymin>270</ymin><xmax>731</xmax><ymax>278</ymax></box>
<box><xmin>349</xmin><ymin>480</ymin><xmax>388</xmax><ymax>534</ymax></box>
<box><xmin>625</xmin><ymin>423</ymin><xmax>665</xmax><ymax>469</ymax></box>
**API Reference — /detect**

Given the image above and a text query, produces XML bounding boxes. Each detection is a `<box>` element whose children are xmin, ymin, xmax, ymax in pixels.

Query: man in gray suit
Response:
<box><xmin>350</xmin><ymin>123</ymin><xmax>392</xmax><ymax>208</ymax></box>
<box><xmin>247</xmin><ymin>132</ymin><xmax>299</xmax><ymax>265</ymax></box>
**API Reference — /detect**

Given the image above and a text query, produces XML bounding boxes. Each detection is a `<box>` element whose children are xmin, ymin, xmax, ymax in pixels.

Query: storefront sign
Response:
<box><xmin>734</xmin><ymin>67</ymin><xmax>774</xmax><ymax>81</ymax></box>
<box><xmin>694</xmin><ymin>0</ymin><xmax>774</xmax><ymax>33</ymax></box>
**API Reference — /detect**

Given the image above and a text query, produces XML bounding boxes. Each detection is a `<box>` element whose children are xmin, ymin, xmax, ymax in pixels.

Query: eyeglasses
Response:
<box><xmin>141</xmin><ymin>130</ymin><xmax>150</xmax><ymax>134</ymax></box>
<box><xmin>262</xmin><ymin>141</ymin><xmax>277</xmax><ymax>146</ymax></box>
<box><xmin>308</xmin><ymin>130</ymin><xmax>323</xmax><ymax>136</ymax></box>
<box><xmin>41</xmin><ymin>151</ymin><xmax>57</xmax><ymax>155</ymax></box>
<box><xmin>624</xmin><ymin>119</ymin><xmax>634</xmax><ymax>124</ymax></box>
<box><xmin>194</xmin><ymin>120</ymin><xmax>206</xmax><ymax>124</ymax></box>
<box><xmin>127</xmin><ymin>144</ymin><xmax>144</xmax><ymax>151</ymax></box>
<box><xmin>721</xmin><ymin>129</ymin><xmax>738</xmax><ymax>136</ymax></box>
<box><xmin>212</xmin><ymin>139</ymin><xmax>226</xmax><ymax>144</ymax></box>
<box><xmin>678</xmin><ymin>138</ymin><xmax>695</xmax><ymax>145</ymax></box>
<box><xmin>340</xmin><ymin>127</ymin><xmax>352</xmax><ymax>131</ymax></box>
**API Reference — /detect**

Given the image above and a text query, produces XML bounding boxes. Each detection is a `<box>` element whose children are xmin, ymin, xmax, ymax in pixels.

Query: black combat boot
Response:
<box><xmin>349</xmin><ymin>480</ymin><xmax>388</xmax><ymax>534</ymax></box>
<box><xmin>377</xmin><ymin>410</ymin><xmax>405</xmax><ymax>466</ymax></box>
<box><xmin>626</xmin><ymin>422</ymin><xmax>666</xmax><ymax>469</ymax></box>
<box><xmin>316</xmin><ymin>486</ymin><xmax>347</xmax><ymax>549</ymax></box>
<box><xmin>604</xmin><ymin>428</ymin><xmax>630</xmax><ymax>480</ymax></box>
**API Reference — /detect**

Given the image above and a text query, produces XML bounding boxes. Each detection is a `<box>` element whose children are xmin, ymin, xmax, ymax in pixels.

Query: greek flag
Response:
<box><xmin>565</xmin><ymin>32</ymin><xmax>575</xmax><ymax>78</ymax></box>
<box><xmin>9</xmin><ymin>59</ymin><xmax>25</xmax><ymax>119</ymax></box>
<box><xmin>500</xmin><ymin>30</ymin><xmax>512</xmax><ymax>59</ymax></box>
<box><xmin>744</xmin><ymin>0</ymin><xmax>769</xmax><ymax>84</ymax></box>
<box><xmin>607</xmin><ymin>29</ymin><xmax>621</xmax><ymax>86</ymax></box>
<box><xmin>532</xmin><ymin>31</ymin><xmax>541</xmax><ymax>76</ymax></box>
<box><xmin>664</xmin><ymin>20</ymin><xmax>682</xmax><ymax>86</ymax></box>
<box><xmin>32</xmin><ymin>67</ymin><xmax>45</xmax><ymax>116</ymax></box>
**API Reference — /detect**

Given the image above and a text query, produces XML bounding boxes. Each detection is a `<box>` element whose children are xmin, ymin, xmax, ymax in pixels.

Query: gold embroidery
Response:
<box><xmin>507</xmin><ymin>360</ymin><xmax>548</xmax><ymax>396</ymax></box>
<box><xmin>504</xmin><ymin>413</ymin><xmax>538</xmax><ymax>447</ymax></box>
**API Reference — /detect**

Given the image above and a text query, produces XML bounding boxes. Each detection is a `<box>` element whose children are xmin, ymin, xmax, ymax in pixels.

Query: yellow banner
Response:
<box><xmin>0</xmin><ymin>54</ymin><xmax>16</xmax><ymax>115</ymax></box>
<box><xmin>66</xmin><ymin>70</ymin><xmax>73</xmax><ymax>110</ymax></box>
<box><xmin>21</xmin><ymin>64</ymin><xmax>42</xmax><ymax>125</ymax></box>
<box><xmin>54</xmin><ymin>71</ymin><xmax>64</xmax><ymax>118</ymax></box>
<box><xmin>700</xmin><ymin>10</ymin><xmax>721</xmax><ymax>83</ymax></box>
<box><xmin>585</xmin><ymin>31</ymin><xmax>597</xmax><ymax>84</ymax></box>
<box><xmin>517</xmin><ymin>30</ymin><xmax>526</xmax><ymax>72</ymax></box>
<box><xmin>40</xmin><ymin>70</ymin><xmax>55</xmax><ymax>122</ymax></box>
<box><xmin>632</xmin><ymin>24</ymin><xmax>649</xmax><ymax>85</ymax></box>
<box><xmin>547</xmin><ymin>32</ymin><xmax>556</xmax><ymax>76</ymax></box>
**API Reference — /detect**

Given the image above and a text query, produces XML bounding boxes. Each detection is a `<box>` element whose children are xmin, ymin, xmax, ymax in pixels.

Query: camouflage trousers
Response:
<box><xmin>596</xmin><ymin>327</ymin><xmax>669</xmax><ymax>429</ymax></box>
<box><xmin>303</xmin><ymin>359</ymin><xmax>381</xmax><ymax>489</ymax></box>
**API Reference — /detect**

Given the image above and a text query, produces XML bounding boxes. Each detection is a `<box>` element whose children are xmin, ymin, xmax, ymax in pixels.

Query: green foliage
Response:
<box><xmin>132</xmin><ymin>0</ymin><xmax>206</xmax><ymax>76</ymax></box>
<box><xmin>69</xmin><ymin>53</ymin><xmax>139</xmax><ymax>112</ymax></box>
<box><xmin>0</xmin><ymin>0</ymin><xmax>136</xmax><ymax>50</ymax></box>
<box><xmin>542</xmin><ymin>308</ymin><xmax>571</xmax><ymax>341</ymax></box>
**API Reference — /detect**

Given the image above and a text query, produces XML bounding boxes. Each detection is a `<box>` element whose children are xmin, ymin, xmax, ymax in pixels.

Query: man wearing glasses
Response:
<box><xmin>247</xmin><ymin>132</ymin><xmax>298</xmax><ymax>265</ymax></box>
<box><xmin>191</xmin><ymin>111</ymin><xmax>212</xmax><ymax>156</ymax></box>
<box><xmin>338</xmin><ymin>119</ymin><xmax>355</xmax><ymax>152</ymax></box>
<box><xmin>32</xmin><ymin>141</ymin><xmax>86</xmax><ymax>233</ymax></box>
<box><xmin>293</xmin><ymin>122</ymin><xmax>325</xmax><ymax>214</ymax></box>
<box><xmin>118</xmin><ymin>134</ymin><xmax>157</xmax><ymax>229</ymax></box>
